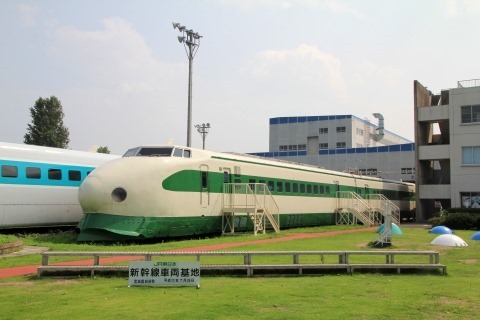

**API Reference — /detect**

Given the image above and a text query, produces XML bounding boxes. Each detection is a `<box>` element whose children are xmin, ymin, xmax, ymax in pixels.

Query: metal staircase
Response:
<box><xmin>222</xmin><ymin>183</ymin><xmax>280</xmax><ymax>235</ymax></box>
<box><xmin>335</xmin><ymin>191</ymin><xmax>399</xmax><ymax>227</ymax></box>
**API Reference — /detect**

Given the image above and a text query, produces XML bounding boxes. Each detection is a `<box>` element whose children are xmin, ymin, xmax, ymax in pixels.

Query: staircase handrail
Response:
<box><xmin>223</xmin><ymin>183</ymin><xmax>280</xmax><ymax>232</ymax></box>
<box><xmin>366</xmin><ymin>194</ymin><xmax>400</xmax><ymax>224</ymax></box>
<box><xmin>336</xmin><ymin>191</ymin><xmax>376</xmax><ymax>226</ymax></box>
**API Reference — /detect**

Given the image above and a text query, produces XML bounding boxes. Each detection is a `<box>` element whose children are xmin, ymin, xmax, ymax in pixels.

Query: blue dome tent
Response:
<box><xmin>376</xmin><ymin>223</ymin><xmax>403</xmax><ymax>235</ymax></box>
<box><xmin>429</xmin><ymin>226</ymin><xmax>454</xmax><ymax>234</ymax></box>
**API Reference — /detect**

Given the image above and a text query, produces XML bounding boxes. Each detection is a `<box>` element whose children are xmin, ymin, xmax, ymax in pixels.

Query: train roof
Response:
<box><xmin>0</xmin><ymin>141</ymin><xmax>119</xmax><ymax>166</ymax></box>
<box><xmin>123</xmin><ymin>145</ymin><xmax>412</xmax><ymax>186</ymax></box>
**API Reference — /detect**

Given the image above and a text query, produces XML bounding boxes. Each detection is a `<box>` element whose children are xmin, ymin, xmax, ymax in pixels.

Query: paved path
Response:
<box><xmin>0</xmin><ymin>227</ymin><xmax>376</xmax><ymax>279</ymax></box>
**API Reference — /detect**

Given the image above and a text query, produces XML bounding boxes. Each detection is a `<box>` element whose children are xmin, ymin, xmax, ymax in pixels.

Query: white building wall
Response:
<box><xmin>448</xmin><ymin>86</ymin><xmax>480</xmax><ymax>208</ymax></box>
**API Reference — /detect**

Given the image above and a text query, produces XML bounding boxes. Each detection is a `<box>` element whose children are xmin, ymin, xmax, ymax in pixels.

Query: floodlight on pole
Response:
<box><xmin>172</xmin><ymin>21</ymin><xmax>202</xmax><ymax>148</ymax></box>
<box><xmin>195</xmin><ymin>123</ymin><xmax>211</xmax><ymax>150</ymax></box>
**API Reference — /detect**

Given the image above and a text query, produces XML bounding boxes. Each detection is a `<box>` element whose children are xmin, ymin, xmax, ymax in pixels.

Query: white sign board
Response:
<box><xmin>128</xmin><ymin>261</ymin><xmax>200</xmax><ymax>287</ymax></box>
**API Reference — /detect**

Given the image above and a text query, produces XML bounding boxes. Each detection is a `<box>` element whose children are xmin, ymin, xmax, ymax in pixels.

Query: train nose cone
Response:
<box><xmin>78</xmin><ymin>176</ymin><xmax>105</xmax><ymax>212</ymax></box>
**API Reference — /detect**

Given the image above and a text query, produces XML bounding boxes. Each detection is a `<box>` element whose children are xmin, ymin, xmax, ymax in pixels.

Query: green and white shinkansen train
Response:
<box><xmin>76</xmin><ymin>145</ymin><xmax>415</xmax><ymax>241</ymax></box>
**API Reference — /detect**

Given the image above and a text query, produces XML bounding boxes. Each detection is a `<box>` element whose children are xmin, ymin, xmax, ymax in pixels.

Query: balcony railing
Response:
<box><xmin>457</xmin><ymin>79</ymin><xmax>480</xmax><ymax>88</ymax></box>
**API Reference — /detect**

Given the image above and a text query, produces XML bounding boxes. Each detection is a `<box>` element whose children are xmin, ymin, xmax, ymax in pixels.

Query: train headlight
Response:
<box><xmin>112</xmin><ymin>187</ymin><xmax>127</xmax><ymax>202</ymax></box>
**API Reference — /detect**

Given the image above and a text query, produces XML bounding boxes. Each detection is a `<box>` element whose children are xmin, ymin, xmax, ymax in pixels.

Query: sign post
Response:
<box><xmin>128</xmin><ymin>261</ymin><xmax>200</xmax><ymax>288</ymax></box>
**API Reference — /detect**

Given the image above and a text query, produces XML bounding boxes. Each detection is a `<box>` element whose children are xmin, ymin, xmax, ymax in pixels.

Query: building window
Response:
<box><xmin>297</xmin><ymin>144</ymin><xmax>306</xmax><ymax>150</ymax></box>
<box><xmin>336</xmin><ymin>142</ymin><xmax>346</xmax><ymax>148</ymax></box>
<box><xmin>289</xmin><ymin>145</ymin><xmax>297</xmax><ymax>151</ymax></box>
<box><xmin>356</xmin><ymin>128</ymin><xmax>364</xmax><ymax>136</ymax></box>
<box><xmin>279</xmin><ymin>145</ymin><xmax>288</xmax><ymax>151</ymax></box>
<box><xmin>336</xmin><ymin>126</ymin><xmax>346</xmax><ymax>133</ymax></box>
<box><xmin>461</xmin><ymin>105</ymin><xmax>480</xmax><ymax>124</ymax></box>
<box><xmin>462</xmin><ymin>146</ymin><xmax>480</xmax><ymax>164</ymax></box>
<box><xmin>319</xmin><ymin>143</ymin><xmax>328</xmax><ymax>150</ymax></box>
<box><xmin>461</xmin><ymin>192</ymin><xmax>480</xmax><ymax>208</ymax></box>
<box><xmin>319</xmin><ymin>128</ymin><xmax>328</xmax><ymax>134</ymax></box>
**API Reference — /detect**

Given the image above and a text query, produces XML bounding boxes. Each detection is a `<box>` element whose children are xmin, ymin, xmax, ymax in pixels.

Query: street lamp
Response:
<box><xmin>172</xmin><ymin>22</ymin><xmax>202</xmax><ymax>148</ymax></box>
<box><xmin>195</xmin><ymin>123</ymin><xmax>211</xmax><ymax>150</ymax></box>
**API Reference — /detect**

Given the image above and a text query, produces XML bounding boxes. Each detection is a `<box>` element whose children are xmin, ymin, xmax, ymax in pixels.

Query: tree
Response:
<box><xmin>24</xmin><ymin>96</ymin><xmax>70</xmax><ymax>148</ymax></box>
<box><xmin>97</xmin><ymin>146</ymin><xmax>110</xmax><ymax>154</ymax></box>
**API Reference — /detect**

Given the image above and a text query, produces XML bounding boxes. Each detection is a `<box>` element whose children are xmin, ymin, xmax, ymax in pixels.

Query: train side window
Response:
<box><xmin>326</xmin><ymin>186</ymin><xmax>330</xmax><ymax>194</ymax></box>
<box><xmin>248</xmin><ymin>179</ymin><xmax>256</xmax><ymax>191</ymax></box>
<box><xmin>285</xmin><ymin>182</ymin><xmax>291</xmax><ymax>193</ymax></box>
<box><xmin>68</xmin><ymin>170</ymin><xmax>81</xmax><ymax>181</ymax></box>
<box><xmin>234</xmin><ymin>178</ymin><xmax>241</xmax><ymax>183</ymax></box>
<box><xmin>300</xmin><ymin>184</ymin><xmax>305</xmax><ymax>193</ymax></box>
<box><xmin>183</xmin><ymin>150</ymin><xmax>191</xmax><ymax>158</ymax></box>
<box><xmin>26</xmin><ymin>167</ymin><xmax>41</xmax><ymax>179</ymax></box>
<box><xmin>48</xmin><ymin>169</ymin><xmax>62</xmax><ymax>180</ymax></box>
<box><xmin>313</xmin><ymin>185</ymin><xmax>318</xmax><ymax>194</ymax></box>
<box><xmin>293</xmin><ymin>183</ymin><xmax>298</xmax><ymax>193</ymax></box>
<box><xmin>276</xmin><ymin>181</ymin><xmax>283</xmax><ymax>192</ymax></box>
<box><xmin>320</xmin><ymin>185</ymin><xmax>325</xmax><ymax>194</ymax></box>
<box><xmin>307</xmin><ymin>184</ymin><xmax>312</xmax><ymax>194</ymax></box>
<box><xmin>268</xmin><ymin>181</ymin><xmax>274</xmax><ymax>192</ymax></box>
<box><xmin>1</xmin><ymin>165</ymin><xmax>18</xmax><ymax>178</ymax></box>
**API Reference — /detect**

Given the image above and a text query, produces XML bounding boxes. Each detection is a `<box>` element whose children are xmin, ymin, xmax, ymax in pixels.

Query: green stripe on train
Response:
<box><xmin>77</xmin><ymin>212</ymin><xmax>335</xmax><ymax>241</ymax></box>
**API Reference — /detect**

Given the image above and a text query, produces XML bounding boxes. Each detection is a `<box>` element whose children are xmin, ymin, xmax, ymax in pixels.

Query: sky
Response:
<box><xmin>1</xmin><ymin>0</ymin><xmax>479</xmax><ymax>155</ymax></box>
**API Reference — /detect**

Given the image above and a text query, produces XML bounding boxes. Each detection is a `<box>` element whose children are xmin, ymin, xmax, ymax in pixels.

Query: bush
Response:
<box><xmin>442</xmin><ymin>211</ymin><xmax>480</xmax><ymax>230</ymax></box>
<box><xmin>428</xmin><ymin>216</ymin><xmax>446</xmax><ymax>227</ymax></box>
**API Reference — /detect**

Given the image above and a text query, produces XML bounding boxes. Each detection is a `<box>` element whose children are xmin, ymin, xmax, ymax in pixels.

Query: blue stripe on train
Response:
<box><xmin>0</xmin><ymin>159</ymin><xmax>94</xmax><ymax>187</ymax></box>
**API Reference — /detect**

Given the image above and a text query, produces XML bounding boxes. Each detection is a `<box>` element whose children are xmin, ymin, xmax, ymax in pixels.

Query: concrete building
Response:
<box><xmin>252</xmin><ymin>115</ymin><xmax>415</xmax><ymax>182</ymax></box>
<box><xmin>414</xmin><ymin>79</ymin><xmax>480</xmax><ymax>221</ymax></box>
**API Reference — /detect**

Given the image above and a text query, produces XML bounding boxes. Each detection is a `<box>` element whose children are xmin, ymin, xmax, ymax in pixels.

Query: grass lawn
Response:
<box><xmin>1</xmin><ymin>225</ymin><xmax>479</xmax><ymax>320</ymax></box>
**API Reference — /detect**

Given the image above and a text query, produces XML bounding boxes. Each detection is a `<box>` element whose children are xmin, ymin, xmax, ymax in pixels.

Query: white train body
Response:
<box><xmin>0</xmin><ymin>142</ymin><xmax>119</xmax><ymax>228</ymax></box>
<box><xmin>77</xmin><ymin>145</ymin><xmax>415</xmax><ymax>241</ymax></box>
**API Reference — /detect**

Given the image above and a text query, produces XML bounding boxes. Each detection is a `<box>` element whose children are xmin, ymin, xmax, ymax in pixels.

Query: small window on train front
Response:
<box><xmin>173</xmin><ymin>148</ymin><xmax>183</xmax><ymax>157</ymax></box>
<box><xmin>68</xmin><ymin>170</ymin><xmax>81</xmax><ymax>181</ymax></box>
<box><xmin>48</xmin><ymin>169</ymin><xmax>62</xmax><ymax>180</ymax></box>
<box><xmin>1</xmin><ymin>165</ymin><xmax>18</xmax><ymax>178</ymax></box>
<box><xmin>26</xmin><ymin>167</ymin><xmax>41</xmax><ymax>179</ymax></box>
<box><xmin>183</xmin><ymin>150</ymin><xmax>191</xmax><ymax>158</ymax></box>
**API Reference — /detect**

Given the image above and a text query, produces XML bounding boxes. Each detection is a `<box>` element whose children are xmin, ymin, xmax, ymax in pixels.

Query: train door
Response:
<box><xmin>200</xmin><ymin>165</ymin><xmax>209</xmax><ymax>208</ymax></box>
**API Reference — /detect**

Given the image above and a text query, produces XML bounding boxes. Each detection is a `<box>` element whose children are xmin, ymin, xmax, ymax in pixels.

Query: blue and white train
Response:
<box><xmin>0</xmin><ymin>141</ymin><xmax>119</xmax><ymax>229</ymax></box>
<box><xmin>76</xmin><ymin>145</ymin><xmax>415</xmax><ymax>241</ymax></box>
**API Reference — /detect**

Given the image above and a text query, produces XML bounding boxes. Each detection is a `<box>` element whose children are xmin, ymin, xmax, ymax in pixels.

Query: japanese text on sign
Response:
<box><xmin>128</xmin><ymin>261</ymin><xmax>200</xmax><ymax>287</ymax></box>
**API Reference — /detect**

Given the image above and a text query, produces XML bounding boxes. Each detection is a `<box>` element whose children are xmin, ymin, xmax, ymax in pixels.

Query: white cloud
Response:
<box><xmin>442</xmin><ymin>0</ymin><xmax>480</xmax><ymax>16</ymax></box>
<box><xmin>48</xmin><ymin>17</ymin><xmax>182</xmax><ymax>94</ymax></box>
<box><xmin>18</xmin><ymin>4</ymin><xmax>38</xmax><ymax>27</ymax></box>
<box><xmin>243</xmin><ymin>44</ymin><xmax>347</xmax><ymax>99</ymax></box>
<box><xmin>213</xmin><ymin>0</ymin><xmax>366</xmax><ymax>18</ymax></box>
<box><xmin>354</xmin><ymin>60</ymin><xmax>403</xmax><ymax>88</ymax></box>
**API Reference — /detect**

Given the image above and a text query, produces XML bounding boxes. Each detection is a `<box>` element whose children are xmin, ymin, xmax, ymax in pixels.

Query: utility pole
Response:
<box><xmin>172</xmin><ymin>22</ymin><xmax>202</xmax><ymax>147</ymax></box>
